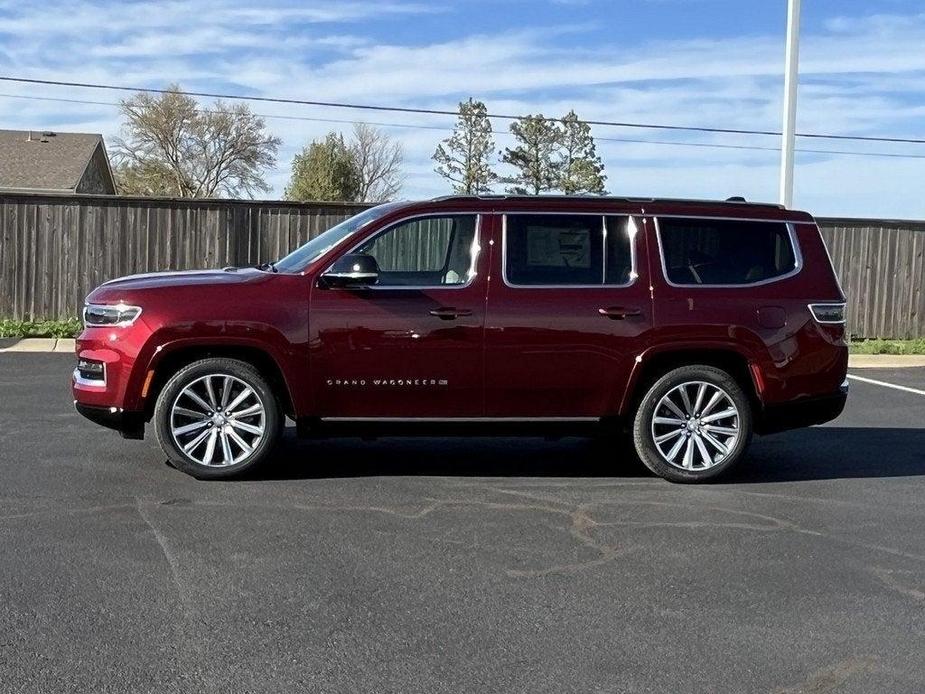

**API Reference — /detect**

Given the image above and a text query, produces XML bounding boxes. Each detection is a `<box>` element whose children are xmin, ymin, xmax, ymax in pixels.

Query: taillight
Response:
<box><xmin>808</xmin><ymin>303</ymin><xmax>846</xmax><ymax>324</ymax></box>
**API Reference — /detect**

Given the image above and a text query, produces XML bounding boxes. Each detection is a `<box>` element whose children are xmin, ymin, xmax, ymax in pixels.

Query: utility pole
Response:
<box><xmin>779</xmin><ymin>0</ymin><xmax>802</xmax><ymax>208</ymax></box>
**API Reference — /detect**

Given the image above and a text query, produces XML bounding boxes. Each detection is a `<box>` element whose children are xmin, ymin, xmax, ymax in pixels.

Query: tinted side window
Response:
<box><xmin>505</xmin><ymin>214</ymin><xmax>633</xmax><ymax>286</ymax></box>
<box><xmin>658</xmin><ymin>218</ymin><xmax>796</xmax><ymax>286</ymax></box>
<box><xmin>358</xmin><ymin>215</ymin><xmax>477</xmax><ymax>286</ymax></box>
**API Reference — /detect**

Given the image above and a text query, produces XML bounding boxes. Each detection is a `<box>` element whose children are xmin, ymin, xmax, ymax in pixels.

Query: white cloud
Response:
<box><xmin>0</xmin><ymin>3</ymin><xmax>924</xmax><ymax>217</ymax></box>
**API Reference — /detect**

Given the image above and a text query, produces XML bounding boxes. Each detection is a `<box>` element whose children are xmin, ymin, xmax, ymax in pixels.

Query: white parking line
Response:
<box><xmin>847</xmin><ymin>374</ymin><xmax>925</xmax><ymax>397</ymax></box>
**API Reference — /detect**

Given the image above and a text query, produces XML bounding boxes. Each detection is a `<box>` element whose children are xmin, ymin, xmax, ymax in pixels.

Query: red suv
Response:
<box><xmin>73</xmin><ymin>195</ymin><xmax>848</xmax><ymax>482</ymax></box>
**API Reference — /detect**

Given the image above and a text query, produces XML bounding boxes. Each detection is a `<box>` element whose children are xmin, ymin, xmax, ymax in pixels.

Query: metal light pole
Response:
<box><xmin>779</xmin><ymin>0</ymin><xmax>802</xmax><ymax>208</ymax></box>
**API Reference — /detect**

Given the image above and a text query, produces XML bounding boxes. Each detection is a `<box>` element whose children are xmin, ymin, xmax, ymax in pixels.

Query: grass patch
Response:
<box><xmin>849</xmin><ymin>338</ymin><xmax>925</xmax><ymax>355</ymax></box>
<box><xmin>0</xmin><ymin>318</ymin><xmax>82</xmax><ymax>339</ymax></box>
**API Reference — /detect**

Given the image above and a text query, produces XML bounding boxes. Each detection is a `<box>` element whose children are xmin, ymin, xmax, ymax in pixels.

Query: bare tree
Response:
<box><xmin>110</xmin><ymin>160</ymin><xmax>176</xmax><ymax>197</ymax></box>
<box><xmin>350</xmin><ymin>123</ymin><xmax>403</xmax><ymax>201</ymax></box>
<box><xmin>112</xmin><ymin>85</ymin><xmax>280</xmax><ymax>198</ymax></box>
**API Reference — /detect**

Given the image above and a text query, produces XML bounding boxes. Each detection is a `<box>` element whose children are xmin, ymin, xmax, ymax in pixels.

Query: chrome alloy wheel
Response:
<box><xmin>169</xmin><ymin>374</ymin><xmax>266</xmax><ymax>467</ymax></box>
<box><xmin>650</xmin><ymin>381</ymin><xmax>740</xmax><ymax>471</ymax></box>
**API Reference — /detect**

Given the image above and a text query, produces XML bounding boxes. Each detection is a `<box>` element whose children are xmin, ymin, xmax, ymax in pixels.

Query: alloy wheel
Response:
<box><xmin>650</xmin><ymin>381</ymin><xmax>740</xmax><ymax>471</ymax></box>
<box><xmin>169</xmin><ymin>374</ymin><xmax>267</xmax><ymax>467</ymax></box>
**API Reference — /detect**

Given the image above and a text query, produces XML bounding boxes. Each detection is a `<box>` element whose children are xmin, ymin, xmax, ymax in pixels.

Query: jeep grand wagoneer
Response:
<box><xmin>73</xmin><ymin>195</ymin><xmax>848</xmax><ymax>482</ymax></box>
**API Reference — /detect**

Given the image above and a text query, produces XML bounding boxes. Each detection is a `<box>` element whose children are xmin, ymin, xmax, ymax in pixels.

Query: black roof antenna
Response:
<box><xmin>726</xmin><ymin>196</ymin><xmax>747</xmax><ymax>203</ymax></box>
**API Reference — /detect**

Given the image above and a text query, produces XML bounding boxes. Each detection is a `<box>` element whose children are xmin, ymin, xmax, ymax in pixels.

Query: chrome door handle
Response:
<box><xmin>599</xmin><ymin>306</ymin><xmax>642</xmax><ymax>320</ymax></box>
<box><xmin>429</xmin><ymin>307</ymin><xmax>473</xmax><ymax>320</ymax></box>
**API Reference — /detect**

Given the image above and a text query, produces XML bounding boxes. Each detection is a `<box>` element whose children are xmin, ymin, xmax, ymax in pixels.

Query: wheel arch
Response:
<box><xmin>619</xmin><ymin>345</ymin><xmax>763</xmax><ymax>421</ymax></box>
<box><xmin>141</xmin><ymin>341</ymin><xmax>295</xmax><ymax>420</ymax></box>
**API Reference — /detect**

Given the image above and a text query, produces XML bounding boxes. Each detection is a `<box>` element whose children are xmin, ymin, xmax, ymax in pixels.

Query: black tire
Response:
<box><xmin>632</xmin><ymin>365</ymin><xmax>753</xmax><ymax>483</ymax></box>
<box><xmin>153</xmin><ymin>358</ymin><xmax>282</xmax><ymax>479</ymax></box>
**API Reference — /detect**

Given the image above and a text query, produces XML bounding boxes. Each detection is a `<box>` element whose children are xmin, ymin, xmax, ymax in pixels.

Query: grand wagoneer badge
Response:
<box><xmin>326</xmin><ymin>378</ymin><xmax>449</xmax><ymax>387</ymax></box>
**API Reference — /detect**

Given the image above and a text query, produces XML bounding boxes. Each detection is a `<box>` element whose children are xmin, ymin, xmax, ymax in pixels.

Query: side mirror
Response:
<box><xmin>320</xmin><ymin>253</ymin><xmax>379</xmax><ymax>288</ymax></box>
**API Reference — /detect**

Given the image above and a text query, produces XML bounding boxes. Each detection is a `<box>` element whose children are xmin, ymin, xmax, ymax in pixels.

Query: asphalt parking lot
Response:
<box><xmin>1</xmin><ymin>354</ymin><xmax>923</xmax><ymax>693</ymax></box>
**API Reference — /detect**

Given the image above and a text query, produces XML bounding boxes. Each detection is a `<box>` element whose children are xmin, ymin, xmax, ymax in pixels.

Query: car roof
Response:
<box><xmin>388</xmin><ymin>194</ymin><xmax>814</xmax><ymax>224</ymax></box>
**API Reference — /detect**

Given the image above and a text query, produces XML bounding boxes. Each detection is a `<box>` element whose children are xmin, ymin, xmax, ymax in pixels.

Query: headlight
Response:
<box><xmin>83</xmin><ymin>303</ymin><xmax>143</xmax><ymax>328</ymax></box>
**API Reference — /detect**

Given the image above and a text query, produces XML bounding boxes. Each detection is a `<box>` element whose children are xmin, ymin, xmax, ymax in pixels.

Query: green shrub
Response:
<box><xmin>849</xmin><ymin>338</ymin><xmax>925</xmax><ymax>355</ymax></box>
<box><xmin>0</xmin><ymin>318</ymin><xmax>83</xmax><ymax>339</ymax></box>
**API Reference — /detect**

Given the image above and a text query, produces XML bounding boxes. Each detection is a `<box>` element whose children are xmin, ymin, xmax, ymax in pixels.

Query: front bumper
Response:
<box><xmin>757</xmin><ymin>379</ymin><xmax>849</xmax><ymax>435</ymax></box>
<box><xmin>74</xmin><ymin>402</ymin><xmax>146</xmax><ymax>439</ymax></box>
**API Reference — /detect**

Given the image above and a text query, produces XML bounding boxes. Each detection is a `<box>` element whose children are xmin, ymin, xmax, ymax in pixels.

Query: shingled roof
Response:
<box><xmin>0</xmin><ymin>129</ymin><xmax>115</xmax><ymax>193</ymax></box>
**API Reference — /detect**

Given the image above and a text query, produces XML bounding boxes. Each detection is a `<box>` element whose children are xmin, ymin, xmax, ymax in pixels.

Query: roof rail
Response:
<box><xmin>428</xmin><ymin>193</ymin><xmax>785</xmax><ymax>209</ymax></box>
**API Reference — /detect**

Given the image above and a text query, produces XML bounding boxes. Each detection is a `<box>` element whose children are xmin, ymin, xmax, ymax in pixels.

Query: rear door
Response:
<box><xmin>484</xmin><ymin>210</ymin><xmax>652</xmax><ymax>417</ymax></box>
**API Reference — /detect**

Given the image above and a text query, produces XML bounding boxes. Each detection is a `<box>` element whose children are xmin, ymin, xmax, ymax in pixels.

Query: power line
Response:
<box><xmin>3</xmin><ymin>74</ymin><xmax>925</xmax><ymax>146</ymax></box>
<box><xmin>0</xmin><ymin>92</ymin><xmax>450</xmax><ymax>131</ymax></box>
<box><xmin>4</xmin><ymin>90</ymin><xmax>925</xmax><ymax>161</ymax></box>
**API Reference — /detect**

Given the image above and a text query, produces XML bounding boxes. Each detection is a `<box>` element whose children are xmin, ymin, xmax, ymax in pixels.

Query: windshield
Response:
<box><xmin>273</xmin><ymin>202</ymin><xmax>406</xmax><ymax>273</ymax></box>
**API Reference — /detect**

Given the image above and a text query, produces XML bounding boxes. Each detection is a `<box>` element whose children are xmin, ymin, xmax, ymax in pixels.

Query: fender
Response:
<box><xmin>125</xmin><ymin>329</ymin><xmax>307</xmax><ymax>415</ymax></box>
<box><xmin>614</xmin><ymin>337</ymin><xmax>768</xmax><ymax>417</ymax></box>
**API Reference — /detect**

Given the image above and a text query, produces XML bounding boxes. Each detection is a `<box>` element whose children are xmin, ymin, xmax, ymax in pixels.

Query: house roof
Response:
<box><xmin>0</xmin><ymin>129</ymin><xmax>109</xmax><ymax>192</ymax></box>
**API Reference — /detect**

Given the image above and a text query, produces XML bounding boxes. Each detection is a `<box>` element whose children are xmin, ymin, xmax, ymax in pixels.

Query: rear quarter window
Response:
<box><xmin>657</xmin><ymin>218</ymin><xmax>797</xmax><ymax>286</ymax></box>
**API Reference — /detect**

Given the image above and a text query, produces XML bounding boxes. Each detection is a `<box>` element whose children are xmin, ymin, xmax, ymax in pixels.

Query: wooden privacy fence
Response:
<box><xmin>1</xmin><ymin>193</ymin><xmax>923</xmax><ymax>338</ymax></box>
<box><xmin>819</xmin><ymin>219</ymin><xmax>925</xmax><ymax>339</ymax></box>
<box><xmin>0</xmin><ymin>194</ymin><xmax>370</xmax><ymax>323</ymax></box>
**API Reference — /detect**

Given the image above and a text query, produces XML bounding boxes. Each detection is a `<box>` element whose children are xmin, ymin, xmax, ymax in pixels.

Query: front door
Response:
<box><xmin>484</xmin><ymin>210</ymin><xmax>652</xmax><ymax>417</ymax></box>
<box><xmin>309</xmin><ymin>213</ymin><xmax>489</xmax><ymax>418</ymax></box>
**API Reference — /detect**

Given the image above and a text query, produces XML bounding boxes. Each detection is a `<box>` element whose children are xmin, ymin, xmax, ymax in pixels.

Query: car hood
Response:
<box><xmin>98</xmin><ymin>268</ymin><xmax>266</xmax><ymax>292</ymax></box>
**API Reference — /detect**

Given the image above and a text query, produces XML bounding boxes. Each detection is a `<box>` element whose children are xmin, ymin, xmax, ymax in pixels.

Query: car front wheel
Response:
<box><xmin>632</xmin><ymin>365</ymin><xmax>753</xmax><ymax>483</ymax></box>
<box><xmin>153</xmin><ymin>358</ymin><xmax>282</xmax><ymax>479</ymax></box>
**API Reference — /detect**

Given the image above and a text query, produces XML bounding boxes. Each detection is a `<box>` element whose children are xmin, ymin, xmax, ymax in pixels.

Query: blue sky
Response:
<box><xmin>1</xmin><ymin>0</ymin><xmax>924</xmax><ymax>217</ymax></box>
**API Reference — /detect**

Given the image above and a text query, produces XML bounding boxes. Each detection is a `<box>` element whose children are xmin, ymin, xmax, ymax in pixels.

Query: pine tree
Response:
<box><xmin>433</xmin><ymin>98</ymin><xmax>498</xmax><ymax>194</ymax></box>
<box><xmin>285</xmin><ymin>133</ymin><xmax>361</xmax><ymax>202</ymax></box>
<box><xmin>501</xmin><ymin>114</ymin><xmax>562</xmax><ymax>195</ymax></box>
<box><xmin>557</xmin><ymin>110</ymin><xmax>607</xmax><ymax>194</ymax></box>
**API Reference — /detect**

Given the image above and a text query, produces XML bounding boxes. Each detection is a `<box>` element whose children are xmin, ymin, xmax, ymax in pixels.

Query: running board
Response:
<box><xmin>296</xmin><ymin>416</ymin><xmax>606</xmax><ymax>439</ymax></box>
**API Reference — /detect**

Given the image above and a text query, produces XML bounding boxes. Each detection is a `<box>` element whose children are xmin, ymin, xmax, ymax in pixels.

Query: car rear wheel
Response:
<box><xmin>632</xmin><ymin>365</ymin><xmax>752</xmax><ymax>483</ymax></box>
<box><xmin>153</xmin><ymin>358</ymin><xmax>282</xmax><ymax>479</ymax></box>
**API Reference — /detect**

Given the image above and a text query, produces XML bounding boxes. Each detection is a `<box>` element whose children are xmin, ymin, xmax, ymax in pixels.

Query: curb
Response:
<box><xmin>0</xmin><ymin>338</ymin><xmax>75</xmax><ymax>353</ymax></box>
<box><xmin>847</xmin><ymin>354</ymin><xmax>925</xmax><ymax>369</ymax></box>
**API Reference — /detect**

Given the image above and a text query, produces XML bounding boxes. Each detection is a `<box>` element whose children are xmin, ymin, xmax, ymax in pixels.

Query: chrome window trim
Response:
<box><xmin>500</xmin><ymin>212</ymin><xmax>639</xmax><ymax>289</ymax></box>
<box><xmin>653</xmin><ymin>216</ymin><xmax>804</xmax><ymax>289</ymax></box>
<box><xmin>328</xmin><ymin>211</ymin><xmax>483</xmax><ymax>291</ymax></box>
